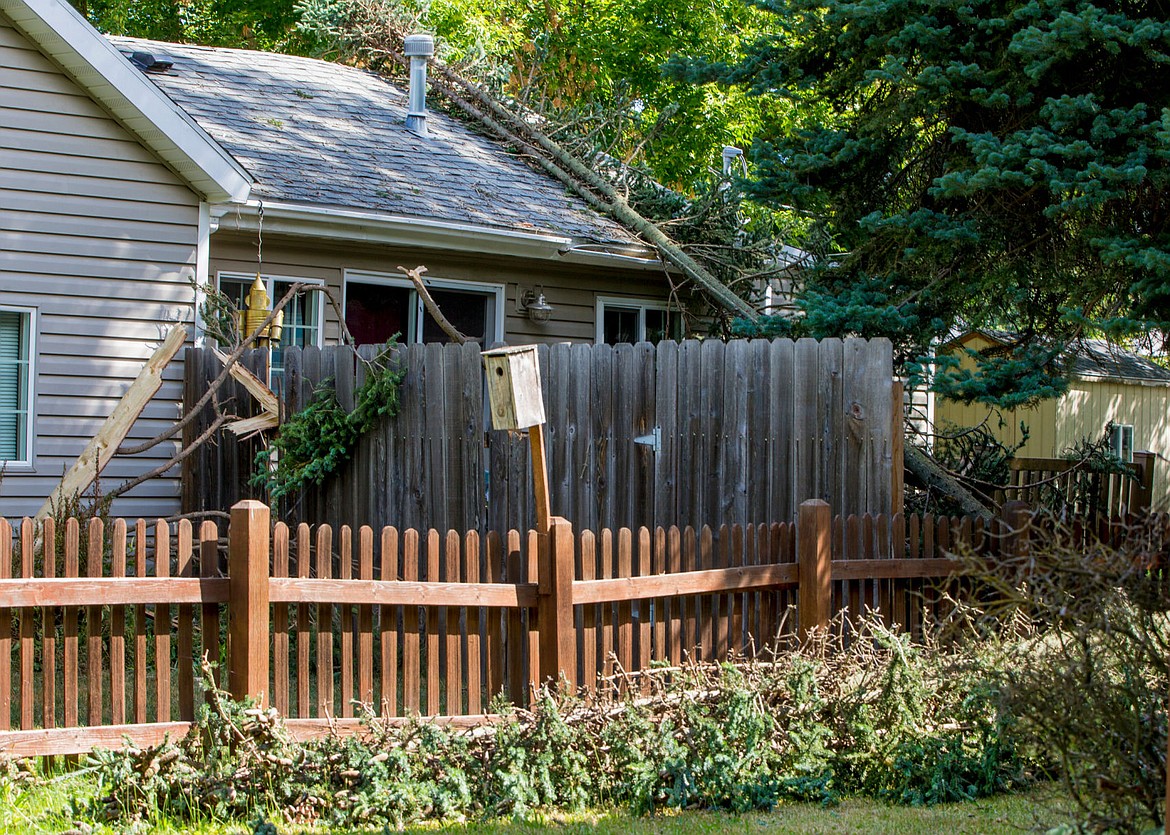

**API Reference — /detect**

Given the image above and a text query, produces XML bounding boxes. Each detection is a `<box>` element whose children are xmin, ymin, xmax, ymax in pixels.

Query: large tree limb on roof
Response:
<box><xmin>334</xmin><ymin>3</ymin><xmax>758</xmax><ymax>322</ymax></box>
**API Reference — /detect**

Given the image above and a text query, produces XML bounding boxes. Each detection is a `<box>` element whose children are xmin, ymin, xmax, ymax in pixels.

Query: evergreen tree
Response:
<box><xmin>680</xmin><ymin>0</ymin><xmax>1170</xmax><ymax>403</ymax></box>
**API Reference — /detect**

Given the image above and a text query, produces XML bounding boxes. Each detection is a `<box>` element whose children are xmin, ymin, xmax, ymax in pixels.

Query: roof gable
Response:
<box><xmin>0</xmin><ymin>0</ymin><xmax>250</xmax><ymax>203</ymax></box>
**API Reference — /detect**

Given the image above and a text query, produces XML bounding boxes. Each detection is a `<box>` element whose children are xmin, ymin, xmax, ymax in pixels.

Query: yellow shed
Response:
<box><xmin>935</xmin><ymin>331</ymin><xmax>1170</xmax><ymax>471</ymax></box>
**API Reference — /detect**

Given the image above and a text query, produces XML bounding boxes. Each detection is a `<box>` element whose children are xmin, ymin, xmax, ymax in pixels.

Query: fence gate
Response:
<box><xmin>183</xmin><ymin>337</ymin><xmax>898</xmax><ymax>532</ymax></box>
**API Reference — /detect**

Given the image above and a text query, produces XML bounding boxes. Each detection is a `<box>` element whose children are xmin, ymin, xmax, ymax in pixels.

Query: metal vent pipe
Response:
<box><xmin>404</xmin><ymin>34</ymin><xmax>435</xmax><ymax>136</ymax></box>
<box><xmin>722</xmin><ymin>145</ymin><xmax>745</xmax><ymax>176</ymax></box>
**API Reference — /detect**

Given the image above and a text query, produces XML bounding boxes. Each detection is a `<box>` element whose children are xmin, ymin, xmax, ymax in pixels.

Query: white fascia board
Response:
<box><xmin>214</xmin><ymin>201</ymin><xmax>575</xmax><ymax>260</ymax></box>
<box><xmin>1</xmin><ymin>0</ymin><xmax>251</xmax><ymax>204</ymax></box>
<box><xmin>559</xmin><ymin>246</ymin><xmax>667</xmax><ymax>272</ymax></box>
<box><xmin>212</xmin><ymin>201</ymin><xmax>666</xmax><ymax>268</ymax></box>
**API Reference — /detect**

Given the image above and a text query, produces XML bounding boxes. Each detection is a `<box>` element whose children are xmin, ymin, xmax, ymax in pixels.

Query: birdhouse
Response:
<box><xmin>482</xmin><ymin>345</ymin><xmax>545</xmax><ymax>430</ymax></box>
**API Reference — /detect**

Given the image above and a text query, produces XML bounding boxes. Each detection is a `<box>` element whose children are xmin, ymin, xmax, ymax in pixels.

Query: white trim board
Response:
<box><xmin>213</xmin><ymin>200</ymin><xmax>661</xmax><ymax>266</ymax></box>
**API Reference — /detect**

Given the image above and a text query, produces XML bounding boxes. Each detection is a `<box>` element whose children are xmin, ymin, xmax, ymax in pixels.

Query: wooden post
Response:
<box><xmin>537</xmin><ymin>515</ymin><xmax>576</xmax><ymax>690</ymax></box>
<box><xmin>529</xmin><ymin>424</ymin><xmax>552</xmax><ymax>534</ymax></box>
<box><xmin>798</xmin><ymin>499</ymin><xmax>831</xmax><ymax>640</ymax></box>
<box><xmin>891</xmin><ymin>380</ymin><xmax>905</xmax><ymax>516</ymax></box>
<box><xmin>1132</xmin><ymin>451</ymin><xmax>1155</xmax><ymax>515</ymax></box>
<box><xmin>228</xmin><ymin>500</ymin><xmax>270</xmax><ymax>707</ymax></box>
<box><xmin>1001</xmin><ymin>500</ymin><xmax>1031</xmax><ymax>560</ymax></box>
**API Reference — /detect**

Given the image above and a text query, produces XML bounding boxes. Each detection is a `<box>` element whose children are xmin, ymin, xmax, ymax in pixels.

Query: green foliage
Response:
<box><xmin>252</xmin><ymin>342</ymin><xmax>404</xmax><ymax>502</ymax></box>
<box><xmin>71</xmin><ymin>622</ymin><xmax>1041</xmax><ymax>830</ymax></box>
<box><xmin>926</xmin><ymin>344</ymin><xmax>1071</xmax><ymax>410</ymax></box>
<box><xmin>691</xmin><ymin>0</ymin><xmax>1170</xmax><ymax>397</ymax></box>
<box><xmin>483</xmin><ymin>693</ymin><xmax>591</xmax><ymax>816</ymax></box>
<box><xmin>71</xmin><ymin>0</ymin><xmax>319</xmax><ymax>52</ymax></box>
<box><xmin>297</xmin><ymin>0</ymin><xmax>796</xmax><ymax>189</ymax></box>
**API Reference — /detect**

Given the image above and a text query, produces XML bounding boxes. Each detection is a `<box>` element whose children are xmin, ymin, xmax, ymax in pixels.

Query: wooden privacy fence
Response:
<box><xmin>183</xmin><ymin>338</ymin><xmax>901</xmax><ymax>534</ymax></box>
<box><xmin>0</xmin><ymin>498</ymin><xmax>997</xmax><ymax>758</ymax></box>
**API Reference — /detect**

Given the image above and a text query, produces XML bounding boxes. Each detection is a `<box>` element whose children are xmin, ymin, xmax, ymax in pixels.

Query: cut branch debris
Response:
<box><xmin>211</xmin><ymin>348</ymin><xmax>280</xmax><ymax>436</ymax></box>
<box><xmin>36</xmin><ymin>324</ymin><xmax>187</xmax><ymax>522</ymax></box>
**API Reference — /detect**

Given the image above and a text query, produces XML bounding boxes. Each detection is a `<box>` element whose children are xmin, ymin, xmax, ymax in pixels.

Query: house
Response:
<box><xmin>934</xmin><ymin>331</ymin><xmax>1170</xmax><ymax>503</ymax></box>
<box><xmin>0</xmin><ymin>0</ymin><xmax>686</xmax><ymax>520</ymax></box>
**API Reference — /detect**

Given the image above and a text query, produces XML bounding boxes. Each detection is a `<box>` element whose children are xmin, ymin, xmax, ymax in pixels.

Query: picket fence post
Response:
<box><xmin>536</xmin><ymin>515</ymin><xmax>577</xmax><ymax>690</ymax></box>
<box><xmin>798</xmin><ymin>499</ymin><xmax>832</xmax><ymax>640</ymax></box>
<box><xmin>228</xmin><ymin>499</ymin><xmax>270</xmax><ymax>707</ymax></box>
<box><xmin>1001</xmin><ymin>500</ymin><xmax>1031</xmax><ymax>559</ymax></box>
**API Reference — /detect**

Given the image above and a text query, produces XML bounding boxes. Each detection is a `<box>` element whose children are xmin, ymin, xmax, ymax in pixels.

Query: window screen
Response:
<box><xmin>0</xmin><ymin>310</ymin><xmax>31</xmax><ymax>462</ymax></box>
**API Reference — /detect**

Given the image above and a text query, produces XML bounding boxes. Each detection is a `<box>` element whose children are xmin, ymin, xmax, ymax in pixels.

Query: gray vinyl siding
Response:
<box><xmin>209</xmin><ymin>232</ymin><xmax>674</xmax><ymax>347</ymax></box>
<box><xmin>0</xmin><ymin>16</ymin><xmax>200</xmax><ymax>520</ymax></box>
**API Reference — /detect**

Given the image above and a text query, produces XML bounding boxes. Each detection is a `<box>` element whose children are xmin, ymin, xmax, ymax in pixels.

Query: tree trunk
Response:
<box><xmin>904</xmin><ymin>444</ymin><xmax>994</xmax><ymax>520</ymax></box>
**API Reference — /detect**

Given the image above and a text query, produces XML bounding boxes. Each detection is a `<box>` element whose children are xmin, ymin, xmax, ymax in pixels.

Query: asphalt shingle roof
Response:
<box><xmin>1068</xmin><ymin>339</ymin><xmax>1170</xmax><ymax>385</ymax></box>
<box><xmin>958</xmin><ymin>329</ymin><xmax>1170</xmax><ymax>385</ymax></box>
<box><xmin>108</xmin><ymin>37</ymin><xmax>640</xmax><ymax>247</ymax></box>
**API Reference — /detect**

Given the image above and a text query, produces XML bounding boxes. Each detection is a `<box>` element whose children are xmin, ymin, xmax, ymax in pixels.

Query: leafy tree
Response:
<box><xmin>300</xmin><ymin>0</ymin><xmax>798</xmax><ymax>189</ymax></box>
<box><xmin>70</xmin><ymin>0</ymin><xmax>315</xmax><ymax>52</ymax></box>
<box><xmin>684</xmin><ymin>0</ymin><xmax>1170</xmax><ymax>401</ymax></box>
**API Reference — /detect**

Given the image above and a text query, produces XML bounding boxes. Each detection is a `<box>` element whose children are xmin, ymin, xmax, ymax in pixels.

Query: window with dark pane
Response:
<box><xmin>421</xmin><ymin>289</ymin><xmax>491</xmax><ymax>344</ymax></box>
<box><xmin>603</xmin><ymin>307</ymin><xmax>639</xmax><ymax>344</ymax></box>
<box><xmin>345</xmin><ymin>282</ymin><xmax>412</xmax><ymax>346</ymax></box>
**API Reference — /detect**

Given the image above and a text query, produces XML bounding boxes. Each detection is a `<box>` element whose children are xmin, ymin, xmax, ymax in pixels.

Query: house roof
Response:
<box><xmin>953</xmin><ymin>329</ymin><xmax>1170</xmax><ymax>387</ymax></box>
<box><xmin>106</xmin><ymin>36</ymin><xmax>644</xmax><ymax>251</ymax></box>
<box><xmin>0</xmin><ymin>0</ymin><xmax>251</xmax><ymax>202</ymax></box>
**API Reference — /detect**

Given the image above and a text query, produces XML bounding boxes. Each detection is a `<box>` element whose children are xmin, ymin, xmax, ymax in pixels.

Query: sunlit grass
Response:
<box><xmin>1</xmin><ymin>773</ymin><xmax>1071</xmax><ymax>835</ymax></box>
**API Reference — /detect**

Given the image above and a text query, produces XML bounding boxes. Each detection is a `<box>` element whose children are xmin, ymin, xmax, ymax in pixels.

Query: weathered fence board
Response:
<box><xmin>183</xmin><ymin>338</ymin><xmax>897</xmax><ymax>533</ymax></box>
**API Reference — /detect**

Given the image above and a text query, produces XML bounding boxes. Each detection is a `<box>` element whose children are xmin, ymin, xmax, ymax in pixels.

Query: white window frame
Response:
<box><xmin>0</xmin><ymin>305</ymin><xmax>36</xmax><ymax>469</ymax></box>
<box><xmin>595</xmin><ymin>296</ymin><xmax>679</xmax><ymax>344</ymax></box>
<box><xmin>214</xmin><ymin>272</ymin><xmax>326</xmax><ymax>349</ymax></box>
<box><xmin>344</xmin><ymin>269</ymin><xmax>505</xmax><ymax>345</ymax></box>
<box><xmin>1111</xmin><ymin>423</ymin><xmax>1135</xmax><ymax>463</ymax></box>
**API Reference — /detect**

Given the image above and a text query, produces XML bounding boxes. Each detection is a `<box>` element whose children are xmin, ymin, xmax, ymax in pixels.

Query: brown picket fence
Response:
<box><xmin>0</xmin><ymin>500</ymin><xmax>1043</xmax><ymax>758</ymax></box>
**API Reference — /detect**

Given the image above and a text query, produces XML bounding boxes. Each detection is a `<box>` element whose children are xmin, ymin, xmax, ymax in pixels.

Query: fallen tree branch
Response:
<box><xmin>105</xmin><ymin>411</ymin><xmax>233</xmax><ymax>502</ymax></box>
<box><xmin>117</xmin><ymin>282</ymin><xmax>308</xmax><ymax>456</ymax></box>
<box><xmin>35</xmin><ymin>324</ymin><xmax>188</xmax><ymax>522</ymax></box>
<box><xmin>342</xmin><ymin>7</ymin><xmax>758</xmax><ymax>321</ymax></box>
<box><xmin>904</xmin><ymin>444</ymin><xmax>994</xmax><ymax>520</ymax></box>
<box><xmin>397</xmin><ymin>265</ymin><xmax>468</xmax><ymax>344</ymax></box>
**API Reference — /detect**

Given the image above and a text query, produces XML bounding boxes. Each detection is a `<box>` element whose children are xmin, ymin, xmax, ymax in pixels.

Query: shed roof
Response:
<box><xmin>1067</xmin><ymin>339</ymin><xmax>1170</xmax><ymax>385</ymax></box>
<box><xmin>953</xmin><ymin>329</ymin><xmax>1170</xmax><ymax>386</ymax></box>
<box><xmin>108</xmin><ymin>36</ymin><xmax>642</xmax><ymax>249</ymax></box>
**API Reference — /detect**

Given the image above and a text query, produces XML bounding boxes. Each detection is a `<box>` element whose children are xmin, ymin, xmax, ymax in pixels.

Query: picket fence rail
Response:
<box><xmin>0</xmin><ymin>499</ymin><xmax>1014</xmax><ymax>757</ymax></box>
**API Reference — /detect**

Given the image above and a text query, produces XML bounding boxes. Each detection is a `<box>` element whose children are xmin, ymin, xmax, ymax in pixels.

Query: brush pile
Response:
<box><xmin>79</xmin><ymin>622</ymin><xmax>1039</xmax><ymax>829</ymax></box>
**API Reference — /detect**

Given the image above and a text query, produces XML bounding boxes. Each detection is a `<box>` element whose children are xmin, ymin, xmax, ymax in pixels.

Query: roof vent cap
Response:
<box><xmin>128</xmin><ymin>51</ymin><xmax>174</xmax><ymax>73</ymax></box>
<box><xmin>404</xmin><ymin>34</ymin><xmax>434</xmax><ymax>57</ymax></box>
<box><xmin>404</xmin><ymin>34</ymin><xmax>435</xmax><ymax>136</ymax></box>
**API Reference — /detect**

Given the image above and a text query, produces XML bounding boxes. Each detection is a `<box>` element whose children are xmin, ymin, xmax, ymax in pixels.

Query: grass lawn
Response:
<box><xmin>0</xmin><ymin>774</ymin><xmax>1072</xmax><ymax>834</ymax></box>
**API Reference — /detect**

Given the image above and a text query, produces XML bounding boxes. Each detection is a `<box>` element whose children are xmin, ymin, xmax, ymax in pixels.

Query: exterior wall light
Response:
<box><xmin>521</xmin><ymin>288</ymin><xmax>554</xmax><ymax>323</ymax></box>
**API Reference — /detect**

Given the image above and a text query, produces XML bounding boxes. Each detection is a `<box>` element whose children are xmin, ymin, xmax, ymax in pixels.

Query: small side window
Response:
<box><xmin>0</xmin><ymin>307</ymin><xmax>34</xmax><ymax>465</ymax></box>
<box><xmin>1110</xmin><ymin>423</ymin><xmax>1135</xmax><ymax>463</ymax></box>
<box><xmin>597</xmin><ymin>298</ymin><xmax>679</xmax><ymax>345</ymax></box>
